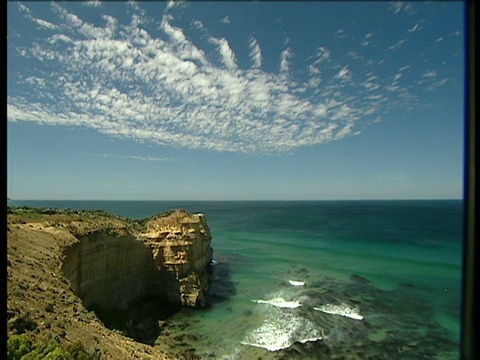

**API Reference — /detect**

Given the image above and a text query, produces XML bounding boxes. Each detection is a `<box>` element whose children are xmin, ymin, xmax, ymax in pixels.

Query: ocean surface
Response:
<box><xmin>8</xmin><ymin>200</ymin><xmax>464</xmax><ymax>359</ymax></box>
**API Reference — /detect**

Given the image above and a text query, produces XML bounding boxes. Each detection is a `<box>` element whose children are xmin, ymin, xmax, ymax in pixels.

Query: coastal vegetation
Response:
<box><xmin>7</xmin><ymin>334</ymin><xmax>100</xmax><ymax>360</ymax></box>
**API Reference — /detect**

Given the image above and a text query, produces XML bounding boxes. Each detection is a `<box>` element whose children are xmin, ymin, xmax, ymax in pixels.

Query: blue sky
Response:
<box><xmin>7</xmin><ymin>1</ymin><xmax>466</xmax><ymax>200</ymax></box>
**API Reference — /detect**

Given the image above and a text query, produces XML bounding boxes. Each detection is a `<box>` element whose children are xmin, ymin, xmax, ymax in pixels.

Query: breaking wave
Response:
<box><xmin>241</xmin><ymin>308</ymin><xmax>322</xmax><ymax>351</ymax></box>
<box><xmin>313</xmin><ymin>303</ymin><xmax>363</xmax><ymax>320</ymax></box>
<box><xmin>252</xmin><ymin>297</ymin><xmax>301</xmax><ymax>309</ymax></box>
<box><xmin>289</xmin><ymin>280</ymin><xmax>305</xmax><ymax>286</ymax></box>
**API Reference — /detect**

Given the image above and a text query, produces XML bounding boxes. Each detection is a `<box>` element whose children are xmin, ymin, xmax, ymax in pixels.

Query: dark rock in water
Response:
<box><xmin>203</xmin><ymin>261</ymin><xmax>237</xmax><ymax>307</ymax></box>
<box><xmin>187</xmin><ymin>334</ymin><xmax>199</xmax><ymax>341</ymax></box>
<box><xmin>183</xmin><ymin>349</ymin><xmax>200</xmax><ymax>360</ymax></box>
<box><xmin>350</xmin><ymin>274</ymin><xmax>370</xmax><ymax>284</ymax></box>
<box><xmin>347</xmin><ymin>297</ymin><xmax>362</xmax><ymax>304</ymax></box>
<box><xmin>174</xmin><ymin>334</ymin><xmax>185</xmax><ymax>342</ymax></box>
<box><xmin>178</xmin><ymin>322</ymin><xmax>189</xmax><ymax>331</ymax></box>
<box><xmin>243</xmin><ymin>309</ymin><xmax>253</xmax><ymax>317</ymax></box>
<box><xmin>399</xmin><ymin>282</ymin><xmax>414</xmax><ymax>288</ymax></box>
<box><xmin>216</xmin><ymin>254</ymin><xmax>247</xmax><ymax>263</ymax></box>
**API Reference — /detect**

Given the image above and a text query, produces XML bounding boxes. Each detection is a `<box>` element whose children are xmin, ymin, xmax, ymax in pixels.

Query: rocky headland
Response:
<box><xmin>6</xmin><ymin>206</ymin><xmax>214</xmax><ymax>359</ymax></box>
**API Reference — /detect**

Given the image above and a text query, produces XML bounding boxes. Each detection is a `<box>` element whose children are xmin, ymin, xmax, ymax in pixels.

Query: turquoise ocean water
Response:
<box><xmin>8</xmin><ymin>200</ymin><xmax>464</xmax><ymax>359</ymax></box>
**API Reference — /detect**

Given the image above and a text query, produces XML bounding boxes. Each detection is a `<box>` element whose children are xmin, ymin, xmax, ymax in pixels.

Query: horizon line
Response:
<box><xmin>7</xmin><ymin>198</ymin><xmax>464</xmax><ymax>202</ymax></box>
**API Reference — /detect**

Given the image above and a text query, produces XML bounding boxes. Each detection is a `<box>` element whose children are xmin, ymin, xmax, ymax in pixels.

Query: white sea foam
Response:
<box><xmin>289</xmin><ymin>280</ymin><xmax>305</xmax><ymax>286</ymax></box>
<box><xmin>313</xmin><ymin>303</ymin><xmax>364</xmax><ymax>320</ymax></box>
<box><xmin>241</xmin><ymin>309</ymin><xmax>322</xmax><ymax>351</ymax></box>
<box><xmin>252</xmin><ymin>297</ymin><xmax>301</xmax><ymax>309</ymax></box>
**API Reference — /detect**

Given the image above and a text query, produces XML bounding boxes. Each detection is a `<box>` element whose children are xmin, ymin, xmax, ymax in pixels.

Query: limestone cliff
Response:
<box><xmin>138</xmin><ymin>210</ymin><xmax>213</xmax><ymax>307</ymax></box>
<box><xmin>7</xmin><ymin>206</ymin><xmax>214</xmax><ymax>359</ymax></box>
<box><xmin>60</xmin><ymin>209</ymin><xmax>213</xmax><ymax>309</ymax></box>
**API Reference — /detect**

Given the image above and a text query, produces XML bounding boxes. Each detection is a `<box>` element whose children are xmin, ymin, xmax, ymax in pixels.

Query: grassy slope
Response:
<box><xmin>6</xmin><ymin>207</ymin><xmax>171</xmax><ymax>360</ymax></box>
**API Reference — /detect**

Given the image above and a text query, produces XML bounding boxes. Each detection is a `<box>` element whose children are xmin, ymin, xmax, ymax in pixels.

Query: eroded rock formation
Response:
<box><xmin>138</xmin><ymin>210</ymin><xmax>213</xmax><ymax>307</ymax></box>
<box><xmin>60</xmin><ymin>209</ymin><xmax>213</xmax><ymax>310</ymax></box>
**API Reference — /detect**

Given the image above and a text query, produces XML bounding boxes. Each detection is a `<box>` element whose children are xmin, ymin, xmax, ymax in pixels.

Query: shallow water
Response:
<box><xmin>9</xmin><ymin>200</ymin><xmax>464</xmax><ymax>359</ymax></box>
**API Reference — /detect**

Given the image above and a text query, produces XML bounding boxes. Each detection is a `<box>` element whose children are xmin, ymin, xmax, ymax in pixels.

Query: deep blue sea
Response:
<box><xmin>8</xmin><ymin>200</ymin><xmax>464</xmax><ymax>359</ymax></box>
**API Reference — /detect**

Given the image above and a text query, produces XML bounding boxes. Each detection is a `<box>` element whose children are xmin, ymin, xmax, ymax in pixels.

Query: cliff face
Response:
<box><xmin>60</xmin><ymin>209</ymin><xmax>213</xmax><ymax>310</ymax></box>
<box><xmin>61</xmin><ymin>231</ymin><xmax>156</xmax><ymax>310</ymax></box>
<box><xmin>138</xmin><ymin>210</ymin><xmax>214</xmax><ymax>307</ymax></box>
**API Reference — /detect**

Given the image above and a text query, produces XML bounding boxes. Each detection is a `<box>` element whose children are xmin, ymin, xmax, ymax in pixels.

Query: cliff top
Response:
<box><xmin>7</xmin><ymin>205</ymin><xmax>203</xmax><ymax>235</ymax></box>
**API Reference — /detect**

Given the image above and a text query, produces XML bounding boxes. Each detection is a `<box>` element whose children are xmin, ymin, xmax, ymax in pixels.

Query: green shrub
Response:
<box><xmin>7</xmin><ymin>335</ymin><xmax>97</xmax><ymax>360</ymax></box>
<box><xmin>66</xmin><ymin>341</ymin><xmax>90</xmax><ymax>360</ymax></box>
<box><xmin>21</xmin><ymin>339</ymin><xmax>66</xmax><ymax>359</ymax></box>
<box><xmin>42</xmin><ymin>347</ymin><xmax>70</xmax><ymax>360</ymax></box>
<box><xmin>7</xmin><ymin>334</ymin><xmax>33</xmax><ymax>360</ymax></box>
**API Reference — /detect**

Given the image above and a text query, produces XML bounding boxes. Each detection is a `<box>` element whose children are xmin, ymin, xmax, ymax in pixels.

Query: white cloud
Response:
<box><xmin>308</xmin><ymin>65</ymin><xmax>321</xmax><ymax>75</ymax></box>
<box><xmin>335</xmin><ymin>66</ymin><xmax>350</xmax><ymax>80</ymax></box>
<box><xmin>101</xmin><ymin>153</ymin><xmax>171</xmax><ymax>162</ymax></box>
<box><xmin>363</xmin><ymin>81</ymin><xmax>380</xmax><ymax>91</ymax></box>
<box><xmin>388</xmin><ymin>38</ymin><xmax>407</xmax><ymax>51</ymax></box>
<box><xmin>220</xmin><ymin>16</ymin><xmax>231</xmax><ymax>24</ymax></box>
<box><xmin>386</xmin><ymin>84</ymin><xmax>400</xmax><ymax>92</ymax></box>
<box><xmin>16</xmin><ymin>47</ymin><xmax>27</xmax><ymax>56</ymax></box>
<box><xmin>17</xmin><ymin>3</ymin><xmax>30</xmax><ymax>13</ymax></box>
<box><xmin>192</xmin><ymin>20</ymin><xmax>204</xmax><ymax>30</ymax></box>
<box><xmin>334</xmin><ymin>121</ymin><xmax>354</xmax><ymax>139</ymax></box>
<box><xmin>209</xmin><ymin>36</ymin><xmax>237</xmax><ymax>70</ymax></box>
<box><xmin>33</xmin><ymin>18</ymin><xmax>57</xmax><ymax>30</ymax></box>
<box><xmin>314</xmin><ymin>47</ymin><xmax>330</xmax><ymax>64</ymax></box>
<box><xmin>280</xmin><ymin>48</ymin><xmax>291</xmax><ymax>72</ymax></box>
<box><xmin>436</xmin><ymin>78</ymin><xmax>449</xmax><ymax>86</ymax></box>
<box><xmin>346</xmin><ymin>51</ymin><xmax>364</xmax><ymax>63</ymax></box>
<box><xmin>7</xmin><ymin>3</ymin><xmax>419</xmax><ymax>154</ymax></box>
<box><xmin>331</xmin><ymin>104</ymin><xmax>352</xmax><ymax>121</ymax></box>
<box><xmin>332</xmin><ymin>29</ymin><xmax>346</xmax><ymax>38</ymax></box>
<box><xmin>162</xmin><ymin>17</ymin><xmax>188</xmax><ymax>43</ymax></box>
<box><xmin>123</xmin><ymin>57</ymin><xmax>134</xmax><ymax>68</ymax></box>
<box><xmin>248</xmin><ymin>37</ymin><xmax>262</xmax><ymax>68</ymax></box>
<box><xmin>390</xmin><ymin>2</ymin><xmax>403</xmax><ymax>14</ymax></box>
<box><xmin>389</xmin><ymin>2</ymin><xmax>417</xmax><ymax>15</ymax></box>
<box><xmin>426</xmin><ymin>78</ymin><xmax>450</xmax><ymax>91</ymax></box>
<box><xmin>361</xmin><ymin>33</ymin><xmax>374</xmax><ymax>46</ymax></box>
<box><xmin>17</xmin><ymin>4</ymin><xmax>57</xmax><ymax>31</ymax></box>
<box><xmin>125</xmin><ymin>0</ymin><xmax>139</xmax><ymax>11</ymax></box>
<box><xmin>25</xmin><ymin>76</ymin><xmax>46</xmax><ymax>88</ymax></box>
<box><xmin>422</xmin><ymin>70</ymin><xmax>437</xmax><ymax>78</ymax></box>
<box><xmin>49</xmin><ymin>34</ymin><xmax>73</xmax><ymax>44</ymax></box>
<box><xmin>83</xmin><ymin>0</ymin><xmax>102</xmax><ymax>8</ymax></box>
<box><xmin>166</xmin><ymin>0</ymin><xmax>186</xmax><ymax>11</ymax></box>
<box><xmin>407</xmin><ymin>23</ymin><xmax>421</xmax><ymax>32</ymax></box>
<box><xmin>392</xmin><ymin>73</ymin><xmax>402</xmax><ymax>82</ymax></box>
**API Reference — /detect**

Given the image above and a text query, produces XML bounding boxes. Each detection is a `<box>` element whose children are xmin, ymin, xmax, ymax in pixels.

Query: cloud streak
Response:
<box><xmin>219</xmin><ymin>16</ymin><xmax>230</xmax><ymax>24</ymax></box>
<box><xmin>7</xmin><ymin>2</ymin><xmax>436</xmax><ymax>154</ymax></box>
<box><xmin>280</xmin><ymin>47</ymin><xmax>291</xmax><ymax>72</ymax></box>
<box><xmin>101</xmin><ymin>154</ymin><xmax>171</xmax><ymax>162</ymax></box>
<box><xmin>209</xmin><ymin>36</ymin><xmax>237</xmax><ymax>70</ymax></box>
<box><xmin>248</xmin><ymin>37</ymin><xmax>262</xmax><ymax>69</ymax></box>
